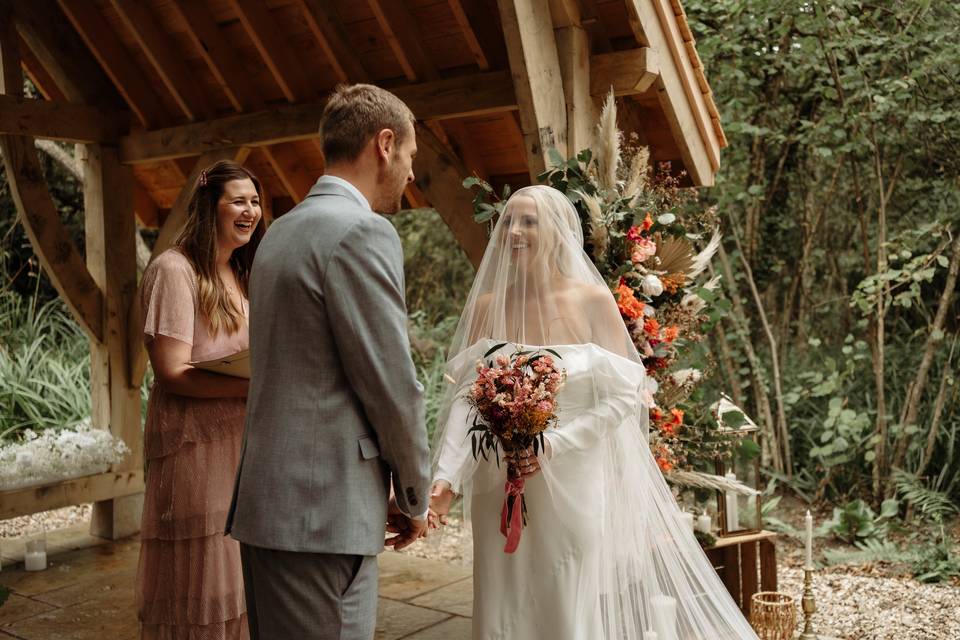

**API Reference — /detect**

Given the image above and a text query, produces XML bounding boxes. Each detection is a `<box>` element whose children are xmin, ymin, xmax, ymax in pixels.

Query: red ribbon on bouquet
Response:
<box><xmin>500</xmin><ymin>476</ymin><xmax>526</xmax><ymax>553</ymax></box>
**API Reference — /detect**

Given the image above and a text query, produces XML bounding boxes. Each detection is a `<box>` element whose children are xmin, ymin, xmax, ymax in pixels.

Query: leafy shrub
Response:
<box><xmin>821</xmin><ymin>498</ymin><xmax>899</xmax><ymax>544</ymax></box>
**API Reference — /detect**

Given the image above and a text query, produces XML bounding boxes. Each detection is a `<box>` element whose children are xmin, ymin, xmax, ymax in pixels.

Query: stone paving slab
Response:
<box><xmin>0</xmin><ymin>535</ymin><xmax>472</xmax><ymax>640</ymax></box>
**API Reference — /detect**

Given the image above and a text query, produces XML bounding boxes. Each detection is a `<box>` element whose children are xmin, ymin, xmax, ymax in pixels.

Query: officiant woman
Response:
<box><xmin>135</xmin><ymin>160</ymin><xmax>265</xmax><ymax>640</ymax></box>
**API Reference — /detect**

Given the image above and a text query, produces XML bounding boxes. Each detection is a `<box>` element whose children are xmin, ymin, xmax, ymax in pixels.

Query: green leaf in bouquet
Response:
<box><xmin>463</xmin><ymin>176</ymin><xmax>482</xmax><ymax>189</ymax></box>
<box><xmin>544</xmin><ymin>348</ymin><xmax>562</xmax><ymax>359</ymax></box>
<box><xmin>484</xmin><ymin>342</ymin><xmax>509</xmax><ymax>358</ymax></box>
<box><xmin>547</xmin><ymin>147</ymin><xmax>566</xmax><ymax>168</ymax></box>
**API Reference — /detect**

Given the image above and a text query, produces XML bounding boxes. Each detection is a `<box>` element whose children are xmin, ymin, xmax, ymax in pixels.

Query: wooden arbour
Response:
<box><xmin>0</xmin><ymin>0</ymin><xmax>725</xmax><ymax>538</ymax></box>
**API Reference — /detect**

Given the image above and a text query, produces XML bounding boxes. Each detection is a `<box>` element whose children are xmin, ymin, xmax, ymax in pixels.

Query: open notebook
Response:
<box><xmin>190</xmin><ymin>349</ymin><xmax>250</xmax><ymax>379</ymax></box>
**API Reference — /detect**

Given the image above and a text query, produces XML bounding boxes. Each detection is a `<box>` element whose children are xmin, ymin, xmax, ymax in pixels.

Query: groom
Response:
<box><xmin>226</xmin><ymin>84</ymin><xmax>432</xmax><ymax>639</ymax></box>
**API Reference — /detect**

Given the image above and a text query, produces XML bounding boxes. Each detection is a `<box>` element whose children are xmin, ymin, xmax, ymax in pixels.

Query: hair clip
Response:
<box><xmin>199</xmin><ymin>170</ymin><xmax>208</xmax><ymax>187</ymax></box>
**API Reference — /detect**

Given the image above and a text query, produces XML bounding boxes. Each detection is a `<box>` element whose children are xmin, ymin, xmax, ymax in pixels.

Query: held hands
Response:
<box><xmin>385</xmin><ymin>491</ymin><xmax>428</xmax><ymax>551</ymax></box>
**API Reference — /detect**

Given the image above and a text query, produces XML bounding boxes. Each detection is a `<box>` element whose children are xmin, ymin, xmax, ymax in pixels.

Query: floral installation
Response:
<box><xmin>464</xmin><ymin>93</ymin><xmax>745</xmax><ymax>491</ymax></box>
<box><xmin>0</xmin><ymin>420</ymin><xmax>129</xmax><ymax>491</ymax></box>
<box><xmin>467</xmin><ymin>343</ymin><xmax>566</xmax><ymax>552</ymax></box>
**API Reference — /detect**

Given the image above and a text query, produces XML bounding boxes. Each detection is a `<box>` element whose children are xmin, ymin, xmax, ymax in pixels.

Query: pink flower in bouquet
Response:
<box><xmin>631</xmin><ymin>237</ymin><xmax>657</xmax><ymax>264</ymax></box>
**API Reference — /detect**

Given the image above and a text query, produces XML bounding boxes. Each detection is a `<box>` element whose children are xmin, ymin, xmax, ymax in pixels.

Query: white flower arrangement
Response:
<box><xmin>0</xmin><ymin>420</ymin><xmax>129</xmax><ymax>492</ymax></box>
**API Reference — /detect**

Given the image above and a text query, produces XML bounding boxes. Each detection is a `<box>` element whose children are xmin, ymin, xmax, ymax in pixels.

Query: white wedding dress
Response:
<box><xmin>431</xmin><ymin>186</ymin><xmax>759</xmax><ymax>639</ymax></box>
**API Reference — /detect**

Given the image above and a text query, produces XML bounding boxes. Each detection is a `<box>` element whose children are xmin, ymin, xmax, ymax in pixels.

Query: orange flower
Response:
<box><xmin>642</xmin><ymin>212</ymin><xmax>654</xmax><ymax>231</ymax></box>
<box><xmin>656</xmin><ymin>457</ymin><xmax>673</xmax><ymax>472</ymax></box>
<box><xmin>663</xmin><ymin>325</ymin><xmax>679</xmax><ymax>342</ymax></box>
<box><xmin>670</xmin><ymin>408</ymin><xmax>684</xmax><ymax>426</ymax></box>
<box><xmin>615</xmin><ymin>283</ymin><xmax>645</xmax><ymax>320</ymax></box>
<box><xmin>643</xmin><ymin>317</ymin><xmax>660</xmax><ymax>335</ymax></box>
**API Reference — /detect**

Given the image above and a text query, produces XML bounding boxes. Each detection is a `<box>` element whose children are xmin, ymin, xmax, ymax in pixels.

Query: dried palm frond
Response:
<box><xmin>654</xmin><ymin>234</ymin><xmax>695</xmax><ymax>277</ymax></box>
<box><xmin>623</xmin><ymin>146</ymin><xmax>650</xmax><ymax>203</ymax></box>
<box><xmin>593</xmin><ymin>91</ymin><xmax>620</xmax><ymax>193</ymax></box>
<box><xmin>579</xmin><ymin>190</ymin><xmax>609</xmax><ymax>259</ymax></box>
<box><xmin>688</xmin><ymin>229</ymin><xmax>722</xmax><ymax>279</ymax></box>
<box><xmin>667</xmin><ymin>470</ymin><xmax>759</xmax><ymax>495</ymax></box>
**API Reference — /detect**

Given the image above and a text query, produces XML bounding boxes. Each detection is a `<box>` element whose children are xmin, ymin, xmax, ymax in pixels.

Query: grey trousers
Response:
<box><xmin>240</xmin><ymin>543</ymin><xmax>378</xmax><ymax>640</ymax></box>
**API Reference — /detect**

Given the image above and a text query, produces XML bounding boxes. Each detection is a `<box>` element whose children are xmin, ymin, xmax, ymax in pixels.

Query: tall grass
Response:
<box><xmin>0</xmin><ymin>288</ymin><xmax>90</xmax><ymax>442</ymax></box>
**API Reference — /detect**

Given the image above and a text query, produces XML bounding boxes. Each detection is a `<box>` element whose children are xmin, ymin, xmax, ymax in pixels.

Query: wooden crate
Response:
<box><xmin>705</xmin><ymin>530</ymin><xmax>778</xmax><ymax>616</ymax></box>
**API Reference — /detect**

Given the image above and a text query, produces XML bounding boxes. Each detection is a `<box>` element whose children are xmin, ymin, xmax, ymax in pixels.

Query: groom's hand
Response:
<box><xmin>385</xmin><ymin>514</ymin><xmax>427</xmax><ymax>550</ymax></box>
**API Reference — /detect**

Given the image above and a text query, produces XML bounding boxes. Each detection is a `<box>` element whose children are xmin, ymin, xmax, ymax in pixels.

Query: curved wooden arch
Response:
<box><xmin>0</xmin><ymin>12</ymin><xmax>104</xmax><ymax>342</ymax></box>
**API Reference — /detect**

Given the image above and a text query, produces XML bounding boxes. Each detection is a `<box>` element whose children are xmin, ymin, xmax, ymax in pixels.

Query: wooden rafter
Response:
<box><xmin>170</xmin><ymin>0</ymin><xmax>265</xmax><ymax>113</ymax></box>
<box><xmin>262</xmin><ymin>144</ymin><xmax>315</xmax><ymax>202</ymax></box>
<box><xmin>0</xmin><ymin>94</ymin><xmax>119</xmax><ymax>142</ymax></box>
<box><xmin>11</xmin><ymin>0</ymin><xmax>119</xmax><ymax>108</ymax></box>
<box><xmin>368</xmin><ymin>0</ymin><xmax>439</xmax><ymax>82</ymax></box>
<box><xmin>296</xmin><ymin>0</ymin><xmax>369</xmax><ymax>83</ymax></box>
<box><xmin>498</xmin><ymin>0</ymin><xmax>568</xmax><ymax>178</ymax></box>
<box><xmin>17</xmin><ymin>36</ymin><xmax>67</xmax><ymax>101</ymax></box>
<box><xmin>119</xmin><ymin>70</ymin><xmax>518</xmax><ymax>163</ymax></box>
<box><xmin>228</xmin><ymin>0</ymin><xmax>314</xmax><ymax>103</ymax></box>
<box><xmin>448</xmin><ymin>0</ymin><xmax>507</xmax><ymax>71</ymax></box>
<box><xmin>0</xmin><ymin>19</ymin><xmax>104</xmax><ymax>342</ymax></box>
<box><xmin>58</xmin><ymin>0</ymin><xmax>169</xmax><ymax>128</ymax></box>
<box><xmin>110</xmin><ymin>0</ymin><xmax>213</xmax><ymax>122</ymax></box>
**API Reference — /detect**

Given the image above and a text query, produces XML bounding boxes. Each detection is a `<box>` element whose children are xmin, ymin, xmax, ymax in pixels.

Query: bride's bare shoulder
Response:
<box><xmin>559</xmin><ymin>279</ymin><xmax>613</xmax><ymax>304</ymax></box>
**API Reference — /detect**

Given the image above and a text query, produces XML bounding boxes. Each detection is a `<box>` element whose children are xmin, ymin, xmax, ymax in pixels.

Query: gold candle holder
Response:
<box><xmin>799</xmin><ymin>565</ymin><xmax>817</xmax><ymax>639</ymax></box>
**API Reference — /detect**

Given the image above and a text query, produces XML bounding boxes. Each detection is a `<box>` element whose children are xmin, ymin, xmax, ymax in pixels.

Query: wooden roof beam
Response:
<box><xmin>448</xmin><ymin>0</ymin><xmax>507</xmax><ymax>71</ymax></box>
<box><xmin>296</xmin><ymin>0</ymin><xmax>369</xmax><ymax>83</ymax></box>
<box><xmin>228</xmin><ymin>0</ymin><xmax>314</xmax><ymax>103</ymax></box>
<box><xmin>624</xmin><ymin>0</ymin><xmax>718</xmax><ymax>184</ymax></box>
<box><xmin>58</xmin><ymin>0</ymin><xmax>169</xmax><ymax>128</ymax></box>
<box><xmin>368</xmin><ymin>0</ymin><xmax>439</xmax><ymax>82</ymax></box>
<box><xmin>591</xmin><ymin>47</ymin><xmax>659</xmax><ymax>97</ymax></box>
<box><xmin>0</xmin><ymin>94</ymin><xmax>120</xmax><ymax>142</ymax></box>
<box><xmin>119</xmin><ymin>69</ymin><xmax>518</xmax><ymax>164</ymax></box>
<box><xmin>110</xmin><ymin>0</ymin><xmax>214</xmax><ymax>122</ymax></box>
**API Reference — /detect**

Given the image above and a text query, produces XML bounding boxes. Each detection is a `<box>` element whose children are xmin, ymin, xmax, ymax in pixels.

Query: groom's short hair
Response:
<box><xmin>320</xmin><ymin>84</ymin><xmax>415</xmax><ymax>165</ymax></box>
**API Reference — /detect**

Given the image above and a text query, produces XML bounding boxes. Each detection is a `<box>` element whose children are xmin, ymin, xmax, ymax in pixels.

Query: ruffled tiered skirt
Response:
<box><xmin>136</xmin><ymin>386</ymin><xmax>248</xmax><ymax>639</ymax></box>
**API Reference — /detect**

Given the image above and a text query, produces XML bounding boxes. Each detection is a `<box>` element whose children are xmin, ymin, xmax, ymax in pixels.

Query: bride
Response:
<box><xmin>428</xmin><ymin>185</ymin><xmax>759</xmax><ymax>639</ymax></box>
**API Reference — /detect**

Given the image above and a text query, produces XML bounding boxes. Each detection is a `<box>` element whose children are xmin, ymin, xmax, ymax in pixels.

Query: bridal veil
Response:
<box><xmin>431</xmin><ymin>185</ymin><xmax>758</xmax><ymax>639</ymax></box>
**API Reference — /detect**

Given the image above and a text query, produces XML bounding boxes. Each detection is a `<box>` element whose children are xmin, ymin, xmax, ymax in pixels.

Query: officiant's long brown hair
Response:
<box><xmin>176</xmin><ymin>160</ymin><xmax>265</xmax><ymax>336</ymax></box>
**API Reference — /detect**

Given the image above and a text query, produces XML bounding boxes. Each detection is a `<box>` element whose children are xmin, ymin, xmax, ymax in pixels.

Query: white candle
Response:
<box><xmin>679</xmin><ymin>512</ymin><xmax>694</xmax><ymax>532</ymax></box>
<box><xmin>24</xmin><ymin>550</ymin><xmax>47</xmax><ymax>571</ymax></box>
<box><xmin>650</xmin><ymin>594</ymin><xmax>677</xmax><ymax>640</ymax></box>
<box><xmin>724</xmin><ymin>472</ymin><xmax>740</xmax><ymax>532</ymax></box>
<box><xmin>805</xmin><ymin>510</ymin><xmax>813</xmax><ymax>567</ymax></box>
<box><xmin>697</xmin><ymin>514</ymin><xmax>712</xmax><ymax>533</ymax></box>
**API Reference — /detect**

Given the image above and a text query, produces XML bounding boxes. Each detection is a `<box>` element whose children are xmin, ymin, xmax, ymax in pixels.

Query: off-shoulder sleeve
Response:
<box><xmin>140</xmin><ymin>250</ymin><xmax>197</xmax><ymax>346</ymax></box>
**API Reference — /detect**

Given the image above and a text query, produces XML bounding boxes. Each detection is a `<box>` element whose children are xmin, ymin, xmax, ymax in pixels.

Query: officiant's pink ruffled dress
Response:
<box><xmin>136</xmin><ymin>249</ymin><xmax>249</xmax><ymax>640</ymax></box>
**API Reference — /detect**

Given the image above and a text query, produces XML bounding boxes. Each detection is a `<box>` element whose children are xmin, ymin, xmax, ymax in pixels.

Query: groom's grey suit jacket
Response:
<box><xmin>226</xmin><ymin>177</ymin><xmax>431</xmax><ymax>556</ymax></box>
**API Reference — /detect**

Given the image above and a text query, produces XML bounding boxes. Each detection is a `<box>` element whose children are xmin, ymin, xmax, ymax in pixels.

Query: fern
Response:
<box><xmin>893</xmin><ymin>468</ymin><xmax>959</xmax><ymax>521</ymax></box>
<box><xmin>823</xmin><ymin>538</ymin><xmax>915</xmax><ymax>566</ymax></box>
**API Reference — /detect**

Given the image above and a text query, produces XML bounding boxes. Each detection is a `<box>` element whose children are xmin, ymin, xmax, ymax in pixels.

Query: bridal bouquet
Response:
<box><xmin>467</xmin><ymin>343</ymin><xmax>566</xmax><ymax>553</ymax></box>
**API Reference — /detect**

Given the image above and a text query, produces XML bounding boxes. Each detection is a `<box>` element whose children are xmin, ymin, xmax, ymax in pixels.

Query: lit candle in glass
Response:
<box><xmin>24</xmin><ymin>538</ymin><xmax>47</xmax><ymax>572</ymax></box>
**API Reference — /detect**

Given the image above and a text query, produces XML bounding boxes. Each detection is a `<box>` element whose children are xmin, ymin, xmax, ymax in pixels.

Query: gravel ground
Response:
<box><xmin>4</xmin><ymin>507</ymin><xmax>957</xmax><ymax>639</ymax></box>
<box><xmin>0</xmin><ymin>504</ymin><xmax>91</xmax><ymax>538</ymax></box>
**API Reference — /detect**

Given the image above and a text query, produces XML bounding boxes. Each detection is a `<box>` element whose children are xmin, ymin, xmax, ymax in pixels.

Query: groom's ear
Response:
<box><xmin>374</xmin><ymin>128</ymin><xmax>397</xmax><ymax>162</ymax></box>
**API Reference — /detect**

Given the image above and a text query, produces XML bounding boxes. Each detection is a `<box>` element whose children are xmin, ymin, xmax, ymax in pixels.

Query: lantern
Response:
<box><xmin>713</xmin><ymin>395</ymin><xmax>762</xmax><ymax>537</ymax></box>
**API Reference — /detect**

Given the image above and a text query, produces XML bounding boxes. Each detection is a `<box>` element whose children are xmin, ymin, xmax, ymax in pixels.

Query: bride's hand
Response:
<box><xmin>515</xmin><ymin>441</ymin><xmax>550</xmax><ymax>478</ymax></box>
<box><xmin>429</xmin><ymin>480</ymin><xmax>455</xmax><ymax>528</ymax></box>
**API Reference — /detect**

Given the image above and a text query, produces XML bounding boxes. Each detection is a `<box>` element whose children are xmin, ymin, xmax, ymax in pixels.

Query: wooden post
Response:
<box><xmin>80</xmin><ymin>143</ymin><xmax>144</xmax><ymax>539</ymax></box>
<box><xmin>498</xmin><ymin>0</ymin><xmax>567</xmax><ymax>180</ymax></box>
<box><xmin>556</xmin><ymin>25</ymin><xmax>594</xmax><ymax>158</ymax></box>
